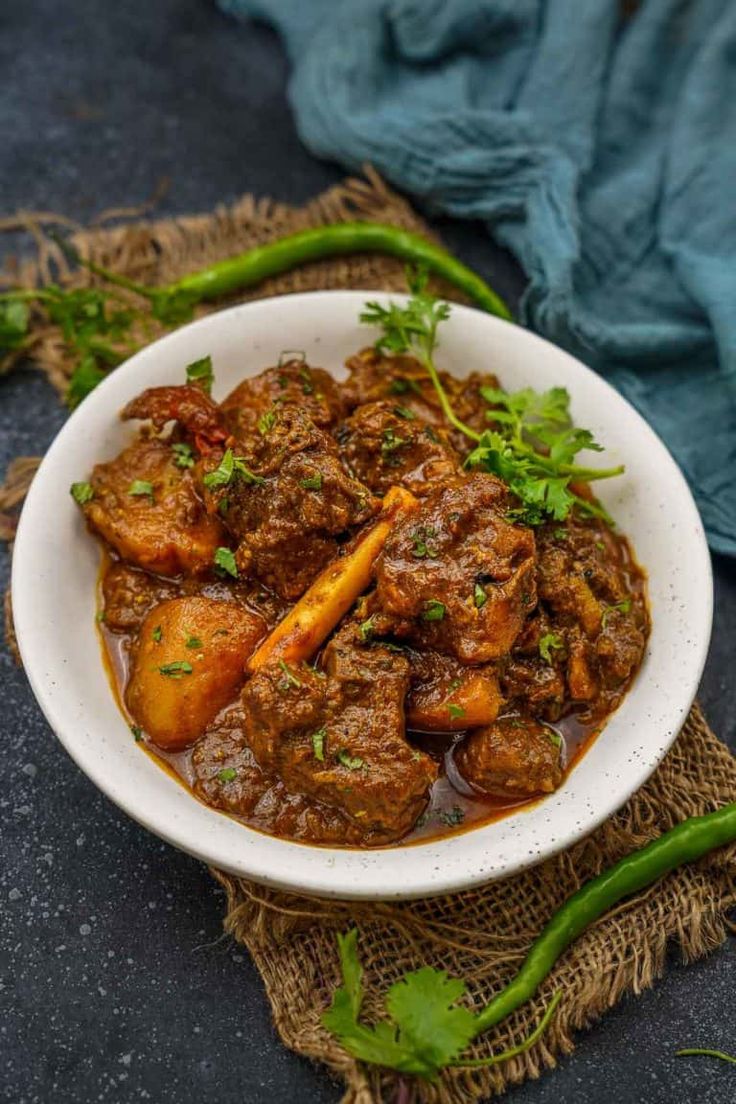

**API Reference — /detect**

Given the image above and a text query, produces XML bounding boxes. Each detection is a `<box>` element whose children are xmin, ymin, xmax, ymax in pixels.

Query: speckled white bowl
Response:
<box><xmin>12</xmin><ymin>291</ymin><xmax>712</xmax><ymax>899</ymax></box>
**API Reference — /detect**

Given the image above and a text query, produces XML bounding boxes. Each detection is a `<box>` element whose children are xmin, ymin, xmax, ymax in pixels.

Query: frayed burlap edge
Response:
<box><xmin>1</xmin><ymin>172</ymin><xmax>734</xmax><ymax>1104</ymax></box>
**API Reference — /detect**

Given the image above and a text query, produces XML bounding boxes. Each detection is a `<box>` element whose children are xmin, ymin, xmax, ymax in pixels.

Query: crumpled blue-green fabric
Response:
<box><xmin>219</xmin><ymin>0</ymin><xmax>736</xmax><ymax>554</ymax></box>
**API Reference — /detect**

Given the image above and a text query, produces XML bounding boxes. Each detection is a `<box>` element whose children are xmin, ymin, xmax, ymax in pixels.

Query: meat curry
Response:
<box><xmin>71</xmin><ymin>299</ymin><xmax>649</xmax><ymax>849</ymax></box>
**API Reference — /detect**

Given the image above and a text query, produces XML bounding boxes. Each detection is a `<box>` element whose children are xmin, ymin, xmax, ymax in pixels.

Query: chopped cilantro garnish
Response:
<box><xmin>130</xmin><ymin>724</ymin><xmax>143</xmax><ymax>741</ymax></box>
<box><xmin>473</xmin><ymin>582</ymin><xmax>487</xmax><ymax>608</ymax></box>
<box><xmin>439</xmin><ymin>805</ymin><xmax>465</xmax><ymax>827</ymax></box>
<box><xmin>337</xmin><ymin>749</ymin><xmax>365</xmax><ymax>771</ymax></box>
<box><xmin>299</xmin><ymin>365</ymin><xmax>314</xmax><ymax>394</ymax></box>
<box><xmin>539</xmin><ymin>632</ymin><xmax>564</xmax><ymax>663</ymax></box>
<box><xmin>214</xmin><ymin>547</ymin><xmax>238</xmax><ymax>578</ymax></box>
<box><xmin>171</xmin><ymin>442</ymin><xmax>195</xmax><ymax>468</ymax></box>
<box><xmin>185</xmin><ymin>355</ymin><xmax>214</xmax><ymax>394</ymax></box>
<box><xmin>152</xmin><ymin>625</ymin><xmax>162</xmax><ymax>643</ymax></box>
<box><xmin>392</xmin><ymin>405</ymin><xmax>415</xmax><ymax>420</ymax></box>
<box><xmin>185</xmin><ymin>635</ymin><xmax>203</xmax><ymax>650</ymax></box>
<box><xmin>411</xmin><ymin>525</ymin><xmax>438</xmax><ymax>559</ymax></box>
<box><xmin>388</xmin><ymin>376</ymin><xmax>422</xmax><ymax>396</ymax></box>
<box><xmin>203</xmin><ymin>448</ymin><xmax>265</xmax><ymax>489</ymax></box>
<box><xmin>448</xmin><ymin>704</ymin><xmax>465</xmax><ymax>720</ymax></box>
<box><xmin>258</xmin><ymin>409</ymin><xmax>276</xmax><ymax>435</ymax></box>
<box><xmin>381</xmin><ymin>426</ymin><xmax>407</xmax><ymax>459</ymax></box>
<box><xmin>217</xmin><ymin>767</ymin><xmax>238</xmax><ymax>783</ymax></box>
<box><xmin>158</xmin><ymin>661</ymin><xmax>193</xmax><ymax>678</ymax></box>
<box><xmin>421</xmin><ymin>599</ymin><xmax>446</xmax><ymax>622</ymax></box>
<box><xmin>278</xmin><ymin>659</ymin><xmax>303</xmax><ymax>690</ymax></box>
<box><xmin>358</xmin><ymin>615</ymin><xmax>376</xmax><ymax>642</ymax></box>
<box><xmin>601</xmin><ymin>598</ymin><xmax>632</xmax><ymax>627</ymax></box>
<box><xmin>128</xmin><ymin>479</ymin><xmax>154</xmax><ymax>500</ymax></box>
<box><xmin>312</xmin><ymin>727</ymin><xmax>326</xmax><ymax>762</ymax></box>
<box><xmin>70</xmin><ymin>481</ymin><xmax>94</xmax><ymax>505</ymax></box>
<box><xmin>546</xmin><ymin>728</ymin><xmax>563</xmax><ymax>748</ymax></box>
<box><xmin>300</xmin><ymin>472</ymin><xmax>323</xmax><ymax>491</ymax></box>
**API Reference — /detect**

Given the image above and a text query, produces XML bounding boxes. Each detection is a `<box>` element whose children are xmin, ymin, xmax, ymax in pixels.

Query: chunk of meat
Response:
<box><xmin>404</xmin><ymin>648</ymin><xmax>502</xmax><ymax>732</ymax></box>
<box><xmin>455</xmin><ymin>717</ymin><xmax>564</xmax><ymax>799</ymax></box>
<box><xmin>83</xmin><ymin>438</ymin><xmax>226</xmax><ymax>576</ymax></box>
<box><xmin>336</xmin><ymin>401</ymin><xmax>460</xmax><ymax>497</ymax></box>
<box><xmin>201</xmin><ymin>405</ymin><xmax>377</xmax><ymax>600</ymax></box>
<box><xmin>101</xmin><ymin>562</ymin><xmax>177</xmax><ymax>631</ymax></box>
<box><xmin>536</xmin><ymin>519</ymin><xmax>648</xmax><ymax>713</ymax></box>
<box><xmin>241</xmin><ymin>625</ymin><xmax>437</xmax><ymax>841</ymax></box>
<box><xmin>375</xmin><ymin>473</ymin><xmax>537</xmax><ymax>663</ymax></box>
<box><xmin>126</xmin><ymin>597</ymin><xmax>266</xmax><ymax>750</ymax></box>
<box><xmin>122</xmin><ymin>385</ymin><xmax>228</xmax><ymax>454</ymax></box>
<box><xmin>192</xmin><ymin>705</ymin><xmax>382</xmax><ymax>845</ymax></box>
<box><xmin>221</xmin><ymin>358</ymin><xmax>346</xmax><ymax>441</ymax></box>
<box><xmin>500</xmin><ymin>657</ymin><xmax>567</xmax><ymax>721</ymax></box>
<box><xmin>342</xmin><ymin>347</ymin><xmax>500</xmax><ymax>454</ymax></box>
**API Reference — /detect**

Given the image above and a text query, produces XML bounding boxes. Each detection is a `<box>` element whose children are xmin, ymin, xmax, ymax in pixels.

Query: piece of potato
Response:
<box><xmin>126</xmin><ymin>597</ymin><xmax>266</xmax><ymax>750</ymax></box>
<box><xmin>407</xmin><ymin>667</ymin><xmax>502</xmax><ymax>732</ymax></box>
<box><xmin>248</xmin><ymin>485</ymin><xmax>419</xmax><ymax>671</ymax></box>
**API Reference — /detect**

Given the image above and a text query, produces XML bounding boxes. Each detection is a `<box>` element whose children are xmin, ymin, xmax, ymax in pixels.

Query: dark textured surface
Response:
<box><xmin>1</xmin><ymin>2</ymin><xmax>734</xmax><ymax>1102</ymax></box>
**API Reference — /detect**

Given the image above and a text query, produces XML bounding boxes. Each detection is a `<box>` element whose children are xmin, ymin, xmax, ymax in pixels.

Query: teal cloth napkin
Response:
<box><xmin>219</xmin><ymin>0</ymin><xmax>736</xmax><ymax>555</ymax></box>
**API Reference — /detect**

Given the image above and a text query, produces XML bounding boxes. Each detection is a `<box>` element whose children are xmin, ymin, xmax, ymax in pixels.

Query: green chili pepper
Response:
<box><xmin>472</xmin><ymin>801</ymin><xmax>736</xmax><ymax>1033</ymax></box>
<box><xmin>157</xmin><ymin>223</ymin><xmax>512</xmax><ymax>320</ymax></box>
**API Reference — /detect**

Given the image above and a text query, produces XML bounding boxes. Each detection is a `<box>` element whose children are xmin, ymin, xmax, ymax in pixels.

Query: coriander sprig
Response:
<box><xmin>361</xmin><ymin>271</ymin><xmax>624</xmax><ymax>526</ymax></box>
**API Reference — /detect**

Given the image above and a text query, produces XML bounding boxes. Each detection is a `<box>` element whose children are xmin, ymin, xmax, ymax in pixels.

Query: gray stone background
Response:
<box><xmin>1</xmin><ymin>2</ymin><xmax>734</xmax><ymax>1102</ymax></box>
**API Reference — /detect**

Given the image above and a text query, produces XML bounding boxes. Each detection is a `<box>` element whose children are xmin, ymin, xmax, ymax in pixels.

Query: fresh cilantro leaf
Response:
<box><xmin>277</xmin><ymin>659</ymin><xmax>302</xmax><ymax>691</ymax></box>
<box><xmin>0</xmin><ymin>297</ymin><xmax>30</xmax><ymax>351</ymax></box>
<box><xmin>322</xmin><ymin>929</ymin><xmax>474</xmax><ymax>1080</ymax></box>
<box><xmin>448</xmin><ymin>704</ymin><xmax>465</xmax><ymax>720</ymax></box>
<box><xmin>473</xmin><ymin>582</ymin><xmax>487</xmax><ymax>609</ymax></box>
<box><xmin>185</xmin><ymin>635</ymin><xmax>203</xmax><ymax>649</ymax></box>
<box><xmin>128</xmin><ymin>479</ymin><xmax>154</xmax><ymax>500</ymax></box>
<box><xmin>546</xmin><ymin>728</ymin><xmax>563</xmax><ymax>748</ymax></box>
<box><xmin>203</xmin><ymin>448</ymin><xmax>265</xmax><ymax>489</ymax></box>
<box><xmin>422</xmin><ymin>599</ymin><xmax>445</xmax><ymax>622</ymax></box>
<box><xmin>158</xmin><ymin>661</ymin><xmax>193</xmax><ymax>678</ymax></box>
<box><xmin>130</xmin><ymin>724</ymin><xmax>143</xmax><ymax>742</ymax></box>
<box><xmin>439</xmin><ymin>805</ymin><xmax>465</xmax><ymax>827</ymax></box>
<box><xmin>66</xmin><ymin>355</ymin><xmax>107</xmax><ymax>409</ymax></box>
<box><xmin>152</xmin><ymin>625</ymin><xmax>163</xmax><ymax>643</ymax></box>
<box><xmin>186</xmin><ymin>355</ymin><xmax>214</xmax><ymax>394</ymax></box>
<box><xmin>411</xmin><ymin>525</ymin><xmax>438</xmax><ymax>559</ymax></box>
<box><xmin>214</xmin><ymin>546</ymin><xmax>238</xmax><ymax>578</ymax></box>
<box><xmin>70</xmin><ymin>481</ymin><xmax>94</xmax><ymax>505</ymax></box>
<box><xmin>217</xmin><ymin>767</ymin><xmax>238</xmax><ymax>783</ymax></box>
<box><xmin>381</xmin><ymin>427</ymin><xmax>406</xmax><ymax>459</ymax></box>
<box><xmin>258</xmin><ymin>409</ymin><xmax>276</xmax><ymax>435</ymax></box>
<box><xmin>392</xmin><ymin>405</ymin><xmax>416</xmax><ymax>420</ymax></box>
<box><xmin>539</xmin><ymin>632</ymin><xmax>564</xmax><ymax>663</ymax></box>
<box><xmin>300</xmin><ymin>472</ymin><xmax>323</xmax><ymax>491</ymax></box>
<box><xmin>358</xmin><ymin>615</ymin><xmax>376</xmax><ymax>642</ymax></box>
<box><xmin>312</xmin><ymin>727</ymin><xmax>326</xmax><ymax>762</ymax></box>
<box><xmin>337</xmin><ymin>749</ymin><xmax>365</xmax><ymax>771</ymax></box>
<box><xmin>171</xmin><ymin>442</ymin><xmax>195</xmax><ymax>468</ymax></box>
<box><xmin>385</xmin><ymin>967</ymin><xmax>477</xmax><ymax>1072</ymax></box>
<box><xmin>601</xmin><ymin>598</ymin><xmax>632</xmax><ymax>627</ymax></box>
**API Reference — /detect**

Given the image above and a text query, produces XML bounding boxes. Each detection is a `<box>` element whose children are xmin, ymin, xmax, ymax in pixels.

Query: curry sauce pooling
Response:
<box><xmin>80</xmin><ymin>334</ymin><xmax>649</xmax><ymax>850</ymax></box>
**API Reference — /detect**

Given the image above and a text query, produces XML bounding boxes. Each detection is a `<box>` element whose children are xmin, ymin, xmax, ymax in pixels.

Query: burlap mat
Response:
<box><xmin>1</xmin><ymin>172</ymin><xmax>734</xmax><ymax>1104</ymax></box>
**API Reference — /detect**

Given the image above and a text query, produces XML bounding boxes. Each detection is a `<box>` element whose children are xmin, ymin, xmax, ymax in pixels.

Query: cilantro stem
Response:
<box><xmin>676</xmin><ymin>1048</ymin><xmax>736</xmax><ymax>1066</ymax></box>
<box><xmin>420</xmin><ymin>354</ymin><xmax>481</xmax><ymax>443</ymax></box>
<box><xmin>450</xmin><ymin>991</ymin><xmax>561</xmax><ymax>1068</ymax></box>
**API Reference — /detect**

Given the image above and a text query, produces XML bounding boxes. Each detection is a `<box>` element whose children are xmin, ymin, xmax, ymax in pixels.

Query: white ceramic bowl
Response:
<box><xmin>12</xmin><ymin>291</ymin><xmax>712</xmax><ymax>899</ymax></box>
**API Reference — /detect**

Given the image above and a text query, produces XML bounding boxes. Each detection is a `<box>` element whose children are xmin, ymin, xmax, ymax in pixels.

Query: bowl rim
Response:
<box><xmin>11</xmin><ymin>290</ymin><xmax>713</xmax><ymax>899</ymax></box>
